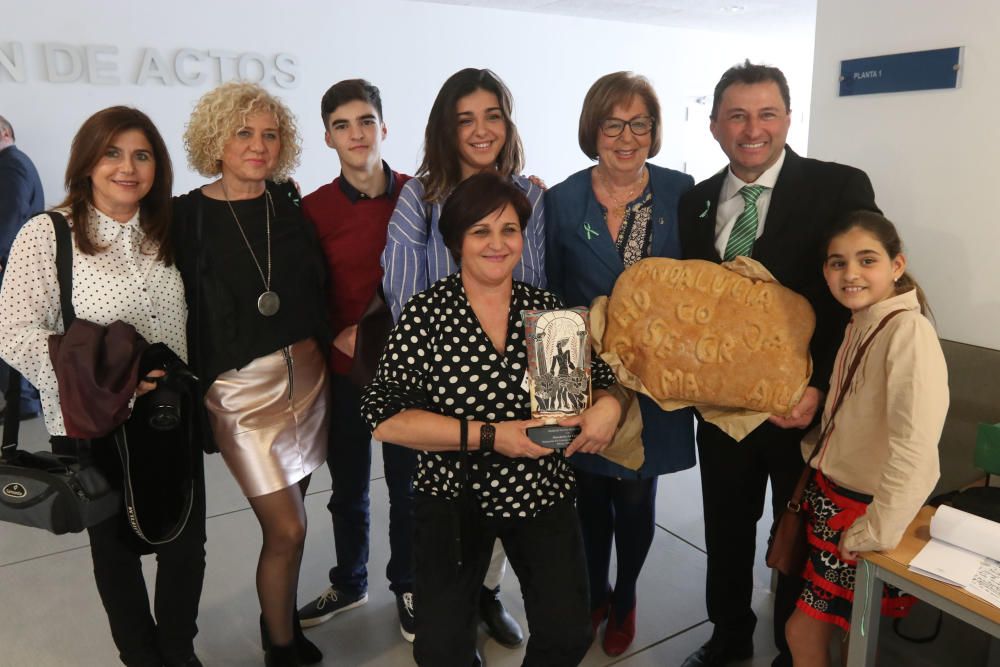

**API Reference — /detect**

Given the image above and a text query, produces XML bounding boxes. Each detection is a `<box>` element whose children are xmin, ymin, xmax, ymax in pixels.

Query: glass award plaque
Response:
<box><xmin>522</xmin><ymin>307</ymin><xmax>592</xmax><ymax>449</ymax></box>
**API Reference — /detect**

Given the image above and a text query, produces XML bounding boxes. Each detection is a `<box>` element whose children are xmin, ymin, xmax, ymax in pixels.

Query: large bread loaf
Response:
<box><xmin>602</xmin><ymin>258</ymin><xmax>814</xmax><ymax>415</ymax></box>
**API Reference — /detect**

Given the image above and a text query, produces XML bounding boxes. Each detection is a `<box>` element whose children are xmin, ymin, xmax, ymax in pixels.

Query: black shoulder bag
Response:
<box><xmin>0</xmin><ymin>215</ymin><xmax>121</xmax><ymax>534</ymax></box>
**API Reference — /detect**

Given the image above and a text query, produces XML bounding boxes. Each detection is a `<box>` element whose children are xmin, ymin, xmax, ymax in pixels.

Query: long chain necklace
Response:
<box><xmin>221</xmin><ymin>181</ymin><xmax>280</xmax><ymax>317</ymax></box>
<box><xmin>598</xmin><ymin>166</ymin><xmax>647</xmax><ymax>218</ymax></box>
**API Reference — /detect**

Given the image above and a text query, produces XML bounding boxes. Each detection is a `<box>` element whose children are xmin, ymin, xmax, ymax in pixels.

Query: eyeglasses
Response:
<box><xmin>599</xmin><ymin>116</ymin><xmax>655</xmax><ymax>137</ymax></box>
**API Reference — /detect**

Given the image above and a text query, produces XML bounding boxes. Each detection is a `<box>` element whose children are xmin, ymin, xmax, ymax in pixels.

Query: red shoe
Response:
<box><xmin>602</xmin><ymin>605</ymin><xmax>636</xmax><ymax>657</ymax></box>
<box><xmin>590</xmin><ymin>601</ymin><xmax>609</xmax><ymax>638</ymax></box>
<box><xmin>590</xmin><ymin>588</ymin><xmax>611</xmax><ymax>638</ymax></box>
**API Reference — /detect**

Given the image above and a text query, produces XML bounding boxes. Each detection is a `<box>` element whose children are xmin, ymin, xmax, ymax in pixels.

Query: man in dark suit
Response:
<box><xmin>678</xmin><ymin>62</ymin><xmax>879</xmax><ymax>667</ymax></box>
<box><xmin>0</xmin><ymin>114</ymin><xmax>44</xmax><ymax>423</ymax></box>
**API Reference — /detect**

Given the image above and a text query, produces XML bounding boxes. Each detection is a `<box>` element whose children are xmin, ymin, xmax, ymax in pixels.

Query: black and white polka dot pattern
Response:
<box><xmin>361</xmin><ymin>272</ymin><xmax>616</xmax><ymax>518</ymax></box>
<box><xmin>0</xmin><ymin>208</ymin><xmax>187</xmax><ymax>436</ymax></box>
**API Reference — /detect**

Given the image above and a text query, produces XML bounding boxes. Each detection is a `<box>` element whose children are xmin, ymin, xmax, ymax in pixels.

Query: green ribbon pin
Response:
<box><xmin>584</xmin><ymin>222</ymin><xmax>599</xmax><ymax>240</ymax></box>
<box><xmin>698</xmin><ymin>200</ymin><xmax>711</xmax><ymax>219</ymax></box>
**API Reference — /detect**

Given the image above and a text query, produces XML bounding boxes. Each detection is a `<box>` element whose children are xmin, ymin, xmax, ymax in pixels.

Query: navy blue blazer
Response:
<box><xmin>0</xmin><ymin>145</ymin><xmax>45</xmax><ymax>265</ymax></box>
<box><xmin>545</xmin><ymin>164</ymin><xmax>696</xmax><ymax>479</ymax></box>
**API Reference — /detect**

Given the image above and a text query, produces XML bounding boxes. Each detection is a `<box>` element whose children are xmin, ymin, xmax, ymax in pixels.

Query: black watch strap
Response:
<box><xmin>479</xmin><ymin>422</ymin><xmax>496</xmax><ymax>453</ymax></box>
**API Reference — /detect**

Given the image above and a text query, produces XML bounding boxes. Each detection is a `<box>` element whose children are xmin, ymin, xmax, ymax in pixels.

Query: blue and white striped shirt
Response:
<box><xmin>381</xmin><ymin>175</ymin><xmax>546</xmax><ymax>321</ymax></box>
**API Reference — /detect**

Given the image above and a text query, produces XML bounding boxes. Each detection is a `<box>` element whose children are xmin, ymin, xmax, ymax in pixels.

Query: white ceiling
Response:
<box><xmin>405</xmin><ymin>0</ymin><xmax>817</xmax><ymax>34</ymax></box>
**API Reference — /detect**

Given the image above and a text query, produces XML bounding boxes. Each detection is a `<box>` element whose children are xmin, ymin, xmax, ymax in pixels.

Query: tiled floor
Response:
<box><xmin>1</xmin><ymin>414</ymin><xmax>994</xmax><ymax>666</ymax></box>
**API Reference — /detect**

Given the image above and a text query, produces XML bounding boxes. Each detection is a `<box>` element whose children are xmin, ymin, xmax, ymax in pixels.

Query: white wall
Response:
<box><xmin>809</xmin><ymin>0</ymin><xmax>999</xmax><ymax>350</ymax></box>
<box><xmin>2</xmin><ymin>0</ymin><xmax>814</xmax><ymax>206</ymax></box>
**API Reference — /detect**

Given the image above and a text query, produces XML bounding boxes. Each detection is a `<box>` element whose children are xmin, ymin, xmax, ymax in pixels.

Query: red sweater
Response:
<box><xmin>302</xmin><ymin>166</ymin><xmax>411</xmax><ymax>375</ymax></box>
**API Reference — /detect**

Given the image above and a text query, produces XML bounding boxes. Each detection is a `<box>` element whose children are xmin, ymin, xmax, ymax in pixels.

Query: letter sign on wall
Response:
<box><xmin>839</xmin><ymin>47</ymin><xmax>961</xmax><ymax>96</ymax></box>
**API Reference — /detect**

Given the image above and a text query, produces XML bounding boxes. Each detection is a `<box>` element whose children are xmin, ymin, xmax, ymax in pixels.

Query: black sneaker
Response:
<box><xmin>297</xmin><ymin>586</ymin><xmax>368</xmax><ymax>628</ymax></box>
<box><xmin>396</xmin><ymin>591</ymin><xmax>416</xmax><ymax>643</ymax></box>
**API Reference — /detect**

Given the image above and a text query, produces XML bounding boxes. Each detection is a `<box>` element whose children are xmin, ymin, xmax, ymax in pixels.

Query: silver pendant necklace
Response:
<box><xmin>221</xmin><ymin>181</ymin><xmax>280</xmax><ymax>316</ymax></box>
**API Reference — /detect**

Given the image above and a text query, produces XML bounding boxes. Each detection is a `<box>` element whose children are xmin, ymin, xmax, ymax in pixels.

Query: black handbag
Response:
<box><xmin>1</xmin><ymin>212</ymin><xmax>196</xmax><ymax>540</ymax></box>
<box><xmin>350</xmin><ymin>284</ymin><xmax>395</xmax><ymax>386</ymax></box>
<box><xmin>0</xmin><ymin>212</ymin><xmax>124</xmax><ymax>534</ymax></box>
<box><xmin>1</xmin><ymin>370</ymin><xmax>121</xmax><ymax>534</ymax></box>
<box><xmin>349</xmin><ymin>195</ymin><xmax>433</xmax><ymax>387</ymax></box>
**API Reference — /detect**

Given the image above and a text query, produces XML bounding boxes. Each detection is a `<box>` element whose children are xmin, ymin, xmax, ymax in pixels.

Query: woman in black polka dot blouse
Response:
<box><xmin>361</xmin><ymin>172</ymin><xmax>623</xmax><ymax>667</ymax></box>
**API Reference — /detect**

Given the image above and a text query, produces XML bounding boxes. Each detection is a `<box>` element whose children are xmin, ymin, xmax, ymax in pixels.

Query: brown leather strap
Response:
<box><xmin>790</xmin><ymin>308</ymin><xmax>907</xmax><ymax>508</ymax></box>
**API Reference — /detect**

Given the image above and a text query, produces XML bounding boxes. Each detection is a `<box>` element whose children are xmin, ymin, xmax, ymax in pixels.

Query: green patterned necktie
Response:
<box><xmin>723</xmin><ymin>184</ymin><xmax>766</xmax><ymax>260</ymax></box>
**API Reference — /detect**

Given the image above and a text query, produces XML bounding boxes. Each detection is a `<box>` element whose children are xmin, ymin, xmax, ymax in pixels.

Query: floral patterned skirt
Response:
<box><xmin>796</xmin><ymin>470</ymin><xmax>914</xmax><ymax>631</ymax></box>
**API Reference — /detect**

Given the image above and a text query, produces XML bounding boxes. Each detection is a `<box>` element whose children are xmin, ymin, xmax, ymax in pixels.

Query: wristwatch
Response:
<box><xmin>479</xmin><ymin>423</ymin><xmax>496</xmax><ymax>453</ymax></box>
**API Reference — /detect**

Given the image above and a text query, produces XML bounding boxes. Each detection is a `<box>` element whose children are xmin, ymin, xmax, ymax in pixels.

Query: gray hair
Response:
<box><xmin>0</xmin><ymin>115</ymin><xmax>13</xmax><ymax>142</ymax></box>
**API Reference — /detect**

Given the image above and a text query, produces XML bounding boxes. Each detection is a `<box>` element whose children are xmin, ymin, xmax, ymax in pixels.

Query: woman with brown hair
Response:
<box><xmin>545</xmin><ymin>72</ymin><xmax>696</xmax><ymax>655</ymax></box>
<box><xmin>174</xmin><ymin>82</ymin><xmax>330</xmax><ymax>667</ymax></box>
<box><xmin>0</xmin><ymin>106</ymin><xmax>205</xmax><ymax>667</ymax></box>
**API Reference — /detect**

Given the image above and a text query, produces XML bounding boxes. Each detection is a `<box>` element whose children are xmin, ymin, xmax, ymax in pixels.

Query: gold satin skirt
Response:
<box><xmin>205</xmin><ymin>338</ymin><xmax>329</xmax><ymax>498</ymax></box>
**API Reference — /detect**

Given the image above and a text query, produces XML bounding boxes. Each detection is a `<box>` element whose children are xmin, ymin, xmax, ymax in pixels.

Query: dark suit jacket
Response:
<box><xmin>0</xmin><ymin>145</ymin><xmax>45</xmax><ymax>265</ymax></box>
<box><xmin>546</xmin><ymin>164</ymin><xmax>696</xmax><ymax>477</ymax></box>
<box><xmin>678</xmin><ymin>146</ymin><xmax>879</xmax><ymax>394</ymax></box>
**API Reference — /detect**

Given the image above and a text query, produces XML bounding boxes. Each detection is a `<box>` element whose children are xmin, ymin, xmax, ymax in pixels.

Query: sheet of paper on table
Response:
<box><xmin>908</xmin><ymin>505</ymin><xmax>1000</xmax><ymax>608</ymax></box>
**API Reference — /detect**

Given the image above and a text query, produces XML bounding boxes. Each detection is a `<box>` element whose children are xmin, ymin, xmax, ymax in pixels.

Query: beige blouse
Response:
<box><xmin>809</xmin><ymin>289</ymin><xmax>949</xmax><ymax>553</ymax></box>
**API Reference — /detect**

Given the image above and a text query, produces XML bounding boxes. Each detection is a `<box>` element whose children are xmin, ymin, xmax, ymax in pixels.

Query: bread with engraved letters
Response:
<box><xmin>602</xmin><ymin>257</ymin><xmax>814</xmax><ymax>415</ymax></box>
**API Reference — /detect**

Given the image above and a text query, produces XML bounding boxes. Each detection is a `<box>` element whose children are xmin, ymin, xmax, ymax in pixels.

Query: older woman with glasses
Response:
<box><xmin>544</xmin><ymin>71</ymin><xmax>697</xmax><ymax>656</ymax></box>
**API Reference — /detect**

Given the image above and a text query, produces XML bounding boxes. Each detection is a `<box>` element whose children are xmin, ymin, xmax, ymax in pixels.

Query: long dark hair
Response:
<box><xmin>61</xmin><ymin>106</ymin><xmax>174</xmax><ymax>265</ymax></box>
<box><xmin>417</xmin><ymin>68</ymin><xmax>524</xmax><ymax>203</ymax></box>
<box><xmin>826</xmin><ymin>210</ymin><xmax>931</xmax><ymax>318</ymax></box>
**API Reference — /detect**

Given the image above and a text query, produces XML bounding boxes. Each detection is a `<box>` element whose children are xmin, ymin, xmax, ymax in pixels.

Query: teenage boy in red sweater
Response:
<box><xmin>298</xmin><ymin>79</ymin><xmax>418</xmax><ymax>643</ymax></box>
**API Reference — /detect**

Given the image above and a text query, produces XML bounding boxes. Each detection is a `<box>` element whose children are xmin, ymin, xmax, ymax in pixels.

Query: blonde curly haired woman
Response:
<box><xmin>173</xmin><ymin>82</ymin><xmax>331</xmax><ymax>667</ymax></box>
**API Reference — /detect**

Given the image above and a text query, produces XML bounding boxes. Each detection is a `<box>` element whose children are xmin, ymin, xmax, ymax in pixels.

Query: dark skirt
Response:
<box><xmin>796</xmin><ymin>470</ymin><xmax>914</xmax><ymax>631</ymax></box>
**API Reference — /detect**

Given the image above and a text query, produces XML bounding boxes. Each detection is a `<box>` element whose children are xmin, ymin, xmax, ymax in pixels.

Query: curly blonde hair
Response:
<box><xmin>183</xmin><ymin>81</ymin><xmax>301</xmax><ymax>181</ymax></box>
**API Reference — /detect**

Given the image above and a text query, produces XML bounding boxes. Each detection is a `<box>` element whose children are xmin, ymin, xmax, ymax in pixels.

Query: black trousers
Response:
<box><xmin>696</xmin><ymin>420</ymin><xmax>805</xmax><ymax>658</ymax></box>
<box><xmin>574</xmin><ymin>468</ymin><xmax>657</xmax><ymax>617</ymax></box>
<box><xmin>413</xmin><ymin>494</ymin><xmax>591</xmax><ymax>667</ymax></box>
<box><xmin>58</xmin><ymin>435</ymin><xmax>208</xmax><ymax>667</ymax></box>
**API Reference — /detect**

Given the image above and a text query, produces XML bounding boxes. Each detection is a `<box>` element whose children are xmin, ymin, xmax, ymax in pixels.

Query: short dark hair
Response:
<box><xmin>418</xmin><ymin>68</ymin><xmax>525</xmax><ymax>203</ymax></box>
<box><xmin>578</xmin><ymin>72</ymin><xmax>661</xmax><ymax>161</ymax></box>
<box><xmin>321</xmin><ymin>79</ymin><xmax>383</xmax><ymax>127</ymax></box>
<box><xmin>438</xmin><ymin>171</ymin><xmax>531</xmax><ymax>263</ymax></box>
<box><xmin>61</xmin><ymin>106</ymin><xmax>174</xmax><ymax>264</ymax></box>
<box><xmin>711</xmin><ymin>59</ymin><xmax>791</xmax><ymax>120</ymax></box>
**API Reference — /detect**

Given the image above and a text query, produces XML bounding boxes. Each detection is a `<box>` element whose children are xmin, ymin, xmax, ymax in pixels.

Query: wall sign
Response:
<box><xmin>0</xmin><ymin>42</ymin><xmax>299</xmax><ymax>88</ymax></box>
<box><xmin>839</xmin><ymin>47</ymin><xmax>961</xmax><ymax>97</ymax></box>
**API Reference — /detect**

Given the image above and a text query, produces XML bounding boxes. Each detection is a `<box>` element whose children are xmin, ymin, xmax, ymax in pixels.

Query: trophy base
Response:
<box><xmin>527</xmin><ymin>425</ymin><xmax>581</xmax><ymax>449</ymax></box>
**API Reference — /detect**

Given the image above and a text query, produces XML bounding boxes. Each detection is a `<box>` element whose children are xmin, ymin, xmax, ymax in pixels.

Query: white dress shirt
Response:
<box><xmin>713</xmin><ymin>148</ymin><xmax>787</xmax><ymax>259</ymax></box>
<box><xmin>0</xmin><ymin>207</ymin><xmax>187</xmax><ymax>436</ymax></box>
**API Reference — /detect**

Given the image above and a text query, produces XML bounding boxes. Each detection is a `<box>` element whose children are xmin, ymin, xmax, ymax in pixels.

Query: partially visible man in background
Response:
<box><xmin>0</xmin><ymin>114</ymin><xmax>45</xmax><ymax>422</ymax></box>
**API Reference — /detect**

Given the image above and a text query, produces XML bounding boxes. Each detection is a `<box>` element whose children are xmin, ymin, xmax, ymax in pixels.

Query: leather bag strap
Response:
<box><xmin>2</xmin><ymin>212</ymin><xmax>76</xmax><ymax>458</ymax></box>
<box><xmin>49</xmin><ymin>211</ymin><xmax>76</xmax><ymax>328</ymax></box>
<box><xmin>2</xmin><ymin>367</ymin><xmax>22</xmax><ymax>458</ymax></box>
<box><xmin>789</xmin><ymin>308</ymin><xmax>907</xmax><ymax>509</ymax></box>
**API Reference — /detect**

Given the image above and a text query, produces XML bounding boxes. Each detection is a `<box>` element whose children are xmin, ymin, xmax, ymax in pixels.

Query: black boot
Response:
<box><xmin>264</xmin><ymin>642</ymin><xmax>299</xmax><ymax>667</ymax></box>
<box><xmin>261</xmin><ymin>614</ymin><xmax>320</xmax><ymax>666</ymax></box>
<box><xmin>479</xmin><ymin>585</ymin><xmax>524</xmax><ymax>647</ymax></box>
<box><xmin>293</xmin><ymin>608</ymin><xmax>323</xmax><ymax>665</ymax></box>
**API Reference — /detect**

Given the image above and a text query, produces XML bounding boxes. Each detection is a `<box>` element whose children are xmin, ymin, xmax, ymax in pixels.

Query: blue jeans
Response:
<box><xmin>0</xmin><ymin>360</ymin><xmax>41</xmax><ymax>415</ymax></box>
<box><xmin>327</xmin><ymin>373</ymin><xmax>417</xmax><ymax>596</ymax></box>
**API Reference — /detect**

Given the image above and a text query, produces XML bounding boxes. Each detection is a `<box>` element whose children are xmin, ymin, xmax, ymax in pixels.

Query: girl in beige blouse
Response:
<box><xmin>785</xmin><ymin>211</ymin><xmax>949</xmax><ymax>667</ymax></box>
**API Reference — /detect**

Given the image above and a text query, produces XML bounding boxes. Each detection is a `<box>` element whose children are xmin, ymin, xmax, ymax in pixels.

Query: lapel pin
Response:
<box><xmin>583</xmin><ymin>222</ymin><xmax>599</xmax><ymax>240</ymax></box>
<box><xmin>698</xmin><ymin>200</ymin><xmax>711</xmax><ymax>219</ymax></box>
